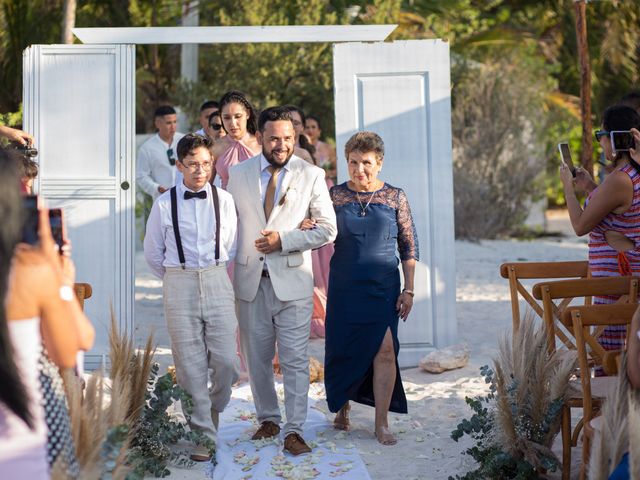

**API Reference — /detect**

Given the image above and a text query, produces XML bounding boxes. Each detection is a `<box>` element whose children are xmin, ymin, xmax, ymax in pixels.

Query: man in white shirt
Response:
<box><xmin>136</xmin><ymin>106</ymin><xmax>185</xmax><ymax>200</ymax></box>
<box><xmin>144</xmin><ymin>134</ymin><xmax>238</xmax><ymax>462</ymax></box>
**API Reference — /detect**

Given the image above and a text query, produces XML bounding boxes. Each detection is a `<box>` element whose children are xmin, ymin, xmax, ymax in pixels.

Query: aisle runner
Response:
<box><xmin>213</xmin><ymin>383</ymin><xmax>370</xmax><ymax>480</ymax></box>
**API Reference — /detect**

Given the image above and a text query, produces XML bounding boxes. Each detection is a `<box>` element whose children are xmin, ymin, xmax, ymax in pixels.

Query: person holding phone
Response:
<box><xmin>560</xmin><ymin>104</ymin><xmax>640</xmax><ymax>358</ymax></box>
<box><xmin>0</xmin><ymin>146</ymin><xmax>94</xmax><ymax>477</ymax></box>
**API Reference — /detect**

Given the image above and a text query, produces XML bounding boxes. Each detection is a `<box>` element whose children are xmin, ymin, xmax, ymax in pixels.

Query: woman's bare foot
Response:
<box><xmin>334</xmin><ymin>403</ymin><xmax>351</xmax><ymax>431</ymax></box>
<box><xmin>375</xmin><ymin>426</ymin><xmax>397</xmax><ymax>445</ymax></box>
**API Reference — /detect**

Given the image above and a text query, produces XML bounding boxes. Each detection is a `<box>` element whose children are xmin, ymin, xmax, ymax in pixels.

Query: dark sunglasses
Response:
<box><xmin>209</xmin><ymin>123</ymin><xmax>223</xmax><ymax>131</ymax></box>
<box><xmin>595</xmin><ymin>130</ymin><xmax>609</xmax><ymax>141</ymax></box>
<box><xmin>166</xmin><ymin>148</ymin><xmax>176</xmax><ymax>166</ymax></box>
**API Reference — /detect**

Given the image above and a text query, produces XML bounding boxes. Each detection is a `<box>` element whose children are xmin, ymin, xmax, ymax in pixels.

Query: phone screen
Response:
<box><xmin>49</xmin><ymin>209</ymin><xmax>64</xmax><ymax>251</ymax></box>
<box><xmin>21</xmin><ymin>195</ymin><xmax>39</xmax><ymax>245</ymax></box>
<box><xmin>611</xmin><ymin>131</ymin><xmax>635</xmax><ymax>152</ymax></box>
<box><xmin>558</xmin><ymin>142</ymin><xmax>575</xmax><ymax>177</ymax></box>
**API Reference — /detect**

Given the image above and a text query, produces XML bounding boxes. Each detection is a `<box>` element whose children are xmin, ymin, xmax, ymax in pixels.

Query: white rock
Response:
<box><xmin>419</xmin><ymin>344</ymin><xmax>469</xmax><ymax>374</ymax></box>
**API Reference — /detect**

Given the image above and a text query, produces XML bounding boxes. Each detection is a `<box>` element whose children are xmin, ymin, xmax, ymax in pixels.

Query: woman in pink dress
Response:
<box><xmin>212</xmin><ymin>91</ymin><xmax>261</xmax><ymax>189</ymax></box>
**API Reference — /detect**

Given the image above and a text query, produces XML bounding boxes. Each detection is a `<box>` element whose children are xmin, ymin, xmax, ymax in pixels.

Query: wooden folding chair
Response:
<box><xmin>73</xmin><ymin>282</ymin><xmax>93</xmax><ymax>311</ymax></box>
<box><xmin>499</xmin><ymin>261</ymin><xmax>589</xmax><ymax>332</ymax></box>
<box><xmin>532</xmin><ymin>276</ymin><xmax>638</xmax><ymax>354</ymax></box>
<box><xmin>569</xmin><ymin>303</ymin><xmax>636</xmax><ymax>480</ymax></box>
<box><xmin>531</xmin><ymin>277</ymin><xmax>638</xmax><ymax>480</ymax></box>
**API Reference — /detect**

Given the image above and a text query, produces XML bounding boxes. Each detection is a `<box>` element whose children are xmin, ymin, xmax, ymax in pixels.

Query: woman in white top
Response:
<box><xmin>0</xmin><ymin>147</ymin><xmax>94</xmax><ymax>478</ymax></box>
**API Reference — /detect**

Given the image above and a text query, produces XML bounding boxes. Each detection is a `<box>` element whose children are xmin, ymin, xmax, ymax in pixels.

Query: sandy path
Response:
<box><xmin>134</xmin><ymin>226</ymin><xmax>589</xmax><ymax>479</ymax></box>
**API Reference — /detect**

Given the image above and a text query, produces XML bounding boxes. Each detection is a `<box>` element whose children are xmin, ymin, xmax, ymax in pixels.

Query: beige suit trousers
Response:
<box><xmin>237</xmin><ymin>277</ymin><xmax>313</xmax><ymax>435</ymax></box>
<box><xmin>163</xmin><ymin>264</ymin><xmax>239</xmax><ymax>439</ymax></box>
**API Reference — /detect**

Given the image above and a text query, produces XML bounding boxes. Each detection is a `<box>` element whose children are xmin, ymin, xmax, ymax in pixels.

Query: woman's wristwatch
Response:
<box><xmin>402</xmin><ymin>288</ymin><xmax>414</xmax><ymax>298</ymax></box>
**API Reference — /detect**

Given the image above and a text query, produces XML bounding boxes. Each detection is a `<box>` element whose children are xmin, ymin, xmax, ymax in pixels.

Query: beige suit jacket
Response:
<box><xmin>227</xmin><ymin>154</ymin><xmax>337</xmax><ymax>302</ymax></box>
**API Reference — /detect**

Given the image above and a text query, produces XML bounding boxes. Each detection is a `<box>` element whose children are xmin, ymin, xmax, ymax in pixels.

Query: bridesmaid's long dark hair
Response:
<box><xmin>0</xmin><ymin>146</ymin><xmax>33</xmax><ymax>428</ymax></box>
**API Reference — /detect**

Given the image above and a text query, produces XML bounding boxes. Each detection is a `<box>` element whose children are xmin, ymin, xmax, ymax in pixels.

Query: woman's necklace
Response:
<box><xmin>355</xmin><ymin>190</ymin><xmax>376</xmax><ymax>217</ymax></box>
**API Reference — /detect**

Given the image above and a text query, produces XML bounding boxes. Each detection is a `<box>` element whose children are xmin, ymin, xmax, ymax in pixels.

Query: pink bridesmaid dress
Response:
<box><xmin>310</xmin><ymin>178</ymin><xmax>335</xmax><ymax>338</ymax></box>
<box><xmin>216</xmin><ymin>138</ymin><xmax>259</xmax><ymax>190</ymax></box>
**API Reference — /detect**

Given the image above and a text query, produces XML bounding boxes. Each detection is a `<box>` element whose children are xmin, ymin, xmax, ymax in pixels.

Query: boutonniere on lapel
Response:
<box><xmin>279</xmin><ymin>186</ymin><xmax>296</xmax><ymax>206</ymax></box>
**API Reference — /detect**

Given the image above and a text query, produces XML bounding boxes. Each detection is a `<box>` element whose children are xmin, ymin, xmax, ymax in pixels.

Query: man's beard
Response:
<box><xmin>264</xmin><ymin>146</ymin><xmax>294</xmax><ymax>168</ymax></box>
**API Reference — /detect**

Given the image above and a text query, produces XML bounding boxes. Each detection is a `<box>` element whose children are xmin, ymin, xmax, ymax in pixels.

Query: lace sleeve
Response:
<box><xmin>396</xmin><ymin>188</ymin><xmax>419</xmax><ymax>261</ymax></box>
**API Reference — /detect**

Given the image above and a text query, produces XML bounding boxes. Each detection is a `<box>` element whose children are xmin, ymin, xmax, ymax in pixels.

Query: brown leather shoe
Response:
<box><xmin>251</xmin><ymin>421</ymin><xmax>281</xmax><ymax>440</ymax></box>
<box><xmin>283</xmin><ymin>432</ymin><xmax>311</xmax><ymax>456</ymax></box>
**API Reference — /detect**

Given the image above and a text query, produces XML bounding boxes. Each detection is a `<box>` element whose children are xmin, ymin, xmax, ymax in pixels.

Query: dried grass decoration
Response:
<box><xmin>61</xmin><ymin>308</ymin><xmax>214</xmax><ymax>479</ymax></box>
<box><xmin>450</xmin><ymin>312</ymin><xmax>576</xmax><ymax>479</ymax></box>
<box><xmin>588</xmin><ymin>354</ymin><xmax>630</xmax><ymax>480</ymax></box>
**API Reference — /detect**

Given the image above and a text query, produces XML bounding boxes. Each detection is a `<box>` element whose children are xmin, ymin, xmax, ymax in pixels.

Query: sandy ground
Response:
<box><xmin>133</xmin><ymin>210</ymin><xmax>589</xmax><ymax>479</ymax></box>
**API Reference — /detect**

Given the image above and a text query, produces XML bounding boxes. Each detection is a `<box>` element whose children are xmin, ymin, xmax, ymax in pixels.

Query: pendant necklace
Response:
<box><xmin>356</xmin><ymin>190</ymin><xmax>376</xmax><ymax>217</ymax></box>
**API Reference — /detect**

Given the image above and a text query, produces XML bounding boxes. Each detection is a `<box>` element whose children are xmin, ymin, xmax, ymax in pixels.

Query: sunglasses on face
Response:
<box><xmin>209</xmin><ymin>123</ymin><xmax>223</xmax><ymax>131</ymax></box>
<box><xmin>595</xmin><ymin>130</ymin><xmax>609</xmax><ymax>141</ymax></box>
<box><xmin>167</xmin><ymin>148</ymin><xmax>176</xmax><ymax>166</ymax></box>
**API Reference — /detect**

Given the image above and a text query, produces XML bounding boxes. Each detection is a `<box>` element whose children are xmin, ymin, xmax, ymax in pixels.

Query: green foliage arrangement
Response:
<box><xmin>126</xmin><ymin>363</ymin><xmax>215</xmax><ymax>479</ymax></box>
<box><xmin>450</xmin><ymin>315</ymin><xmax>576</xmax><ymax>479</ymax></box>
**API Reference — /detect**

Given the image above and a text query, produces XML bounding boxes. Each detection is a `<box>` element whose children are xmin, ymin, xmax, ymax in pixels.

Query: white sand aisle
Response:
<box><xmin>213</xmin><ymin>383</ymin><xmax>370</xmax><ymax>480</ymax></box>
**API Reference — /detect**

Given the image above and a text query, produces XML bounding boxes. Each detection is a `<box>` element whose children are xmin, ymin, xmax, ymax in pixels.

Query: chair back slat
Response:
<box><xmin>73</xmin><ymin>282</ymin><xmax>93</xmax><ymax>311</ymax></box>
<box><xmin>500</xmin><ymin>261</ymin><xmax>589</xmax><ymax>332</ymax></box>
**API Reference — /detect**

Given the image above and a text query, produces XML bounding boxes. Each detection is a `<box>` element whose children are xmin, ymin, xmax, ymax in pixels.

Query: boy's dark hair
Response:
<box><xmin>200</xmin><ymin>100</ymin><xmax>219</xmax><ymax>112</ymax></box>
<box><xmin>177</xmin><ymin>134</ymin><xmax>212</xmax><ymax>161</ymax></box>
<box><xmin>154</xmin><ymin>105</ymin><xmax>176</xmax><ymax>118</ymax></box>
<box><xmin>257</xmin><ymin>106</ymin><xmax>293</xmax><ymax>132</ymax></box>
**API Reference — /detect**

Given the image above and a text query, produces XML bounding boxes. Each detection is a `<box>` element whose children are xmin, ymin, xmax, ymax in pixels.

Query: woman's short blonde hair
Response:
<box><xmin>344</xmin><ymin>131</ymin><xmax>384</xmax><ymax>162</ymax></box>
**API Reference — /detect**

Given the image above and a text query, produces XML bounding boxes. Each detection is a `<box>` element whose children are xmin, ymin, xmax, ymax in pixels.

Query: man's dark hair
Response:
<box><xmin>154</xmin><ymin>105</ymin><xmax>176</xmax><ymax>118</ymax></box>
<box><xmin>177</xmin><ymin>134</ymin><xmax>212</xmax><ymax>161</ymax></box>
<box><xmin>257</xmin><ymin>106</ymin><xmax>293</xmax><ymax>132</ymax></box>
<box><xmin>620</xmin><ymin>91</ymin><xmax>640</xmax><ymax>114</ymax></box>
<box><xmin>200</xmin><ymin>100</ymin><xmax>219</xmax><ymax>112</ymax></box>
<box><xmin>283</xmin><ymin>105</ymin><xmax>306</xmax><ymax>126</ymax></box>
<box><xmin>219</xmin><ymin>90</ymin><xmax>258</xmax><ymax>135</ymax></box>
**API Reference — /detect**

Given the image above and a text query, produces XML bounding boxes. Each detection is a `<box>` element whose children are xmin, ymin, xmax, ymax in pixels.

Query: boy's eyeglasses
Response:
<box><xmin>209</xmin><ymin>123</ymin><xmax>223</xmax><ymax>131</ymax></box>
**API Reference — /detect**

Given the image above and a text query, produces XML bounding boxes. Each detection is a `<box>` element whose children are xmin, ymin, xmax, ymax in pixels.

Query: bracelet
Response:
<box><xmin>402</xmin><ymin>289</ymin><xmax>414</xmax><ymax>298</ymax></box>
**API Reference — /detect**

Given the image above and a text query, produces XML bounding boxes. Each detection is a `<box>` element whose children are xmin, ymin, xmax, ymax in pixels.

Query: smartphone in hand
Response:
<box><xmin>558</xmin><ymin>142</ymin><xmax>576</xmax><ymax>177</ymax></box>
<box><xmin>611</xmin><ymin>131</ymin><xmax>635</xmax><ymax>152</ymax></box>
<box><xmin>21</xmin><ymin>195</ymin><xmax>40</xmax><ymax>246</ymax></box>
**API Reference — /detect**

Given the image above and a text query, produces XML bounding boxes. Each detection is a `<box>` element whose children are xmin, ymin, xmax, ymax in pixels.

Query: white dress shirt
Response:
<box><xmin>143</xmin><ymin>181</ymin><xmax>237</xmax><ymax>279</ymax></box>
<box><xmin>260</xmin><ymin>154</ymin><xmax>291</xmax><ymax>204</ymax></box>
<box><xmin>136</xmin><ymin>132</ymin><xmax>185</xmax><ymax>199</ymax></box>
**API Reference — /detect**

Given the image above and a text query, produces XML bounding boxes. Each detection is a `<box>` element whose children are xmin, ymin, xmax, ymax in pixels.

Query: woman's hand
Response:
<box><xmin>396</xmin><ymin>291</ymin><xmax>413</xmax><ymax>321</ymax></box>
<box><xmin>573</xmin><ymin>166</ymin><xmax>597</xmax><ymax>193</ymax></box>
<box><xmin>299</xmin><ymin>218</ymin><xmax>317</xmax><ymax>230</ymax></box>
<box><xmin>559</xmin><ymin>163</ymin><xmax>576</xmax><ymax>191</ymax></box>
<box><xmin>631</xmin><ymin>128</ymin><xmax>640</xmax><ymax>164</ymax></box>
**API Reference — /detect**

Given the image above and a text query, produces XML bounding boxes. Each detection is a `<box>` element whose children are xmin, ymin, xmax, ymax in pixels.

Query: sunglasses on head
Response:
<box><xmin>209</xmin><ymin>123</ymin><xmax>223</xmax><ymax>131</ymax></box>
<box><xmin>166</xmin><ymin>148</ymin><xmax>176</xmax><ymax>166</ymax></box>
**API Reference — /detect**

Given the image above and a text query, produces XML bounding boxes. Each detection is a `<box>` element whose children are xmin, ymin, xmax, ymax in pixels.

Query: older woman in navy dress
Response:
<box><xmin>324</xmin><ymin>132</ymin><xmax>418</xmax><ymax>446</ymax></box>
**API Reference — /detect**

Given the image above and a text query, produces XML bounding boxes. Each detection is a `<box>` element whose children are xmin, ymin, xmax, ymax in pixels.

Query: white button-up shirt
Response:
<box><xmin>259</xmin><ymin>154</ymin><xmax>291</xmax><ymax>205</ymax></box>
<box><xmin>143</xmin><ymin>181</ymin><xmax>237</xmax><ymax>279</ymax></box>
<box><xmin>136</xmin><ymin>132</ymin><xmax>185</xmax><ymax>199</ymax></box>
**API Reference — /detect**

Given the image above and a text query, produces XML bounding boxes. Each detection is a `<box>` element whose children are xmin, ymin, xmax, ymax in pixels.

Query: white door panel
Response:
<box><xmin>334</xmin><ymin>40</ymin><xmax>456</xmax><ymax>367</ymax></box>
<box><xmin>23</xmin><ymin>44</ymin><xmax>136</xmax><ymax>369</ymax></box>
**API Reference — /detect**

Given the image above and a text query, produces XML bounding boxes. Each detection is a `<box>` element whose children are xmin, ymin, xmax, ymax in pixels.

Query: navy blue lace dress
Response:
<box><xmin>324</xmin><ymin>182</ymin><xmax>419</xmax><ymax>414</ymax></box>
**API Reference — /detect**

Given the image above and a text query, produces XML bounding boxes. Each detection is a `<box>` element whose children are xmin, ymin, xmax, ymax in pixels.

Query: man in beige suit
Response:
<box><xmin>227</xmin><ymin>106</ymin><xmax>337</xmax><ymax>455</ymax></box>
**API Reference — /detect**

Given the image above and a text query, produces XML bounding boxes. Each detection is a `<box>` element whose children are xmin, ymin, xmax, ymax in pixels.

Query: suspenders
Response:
<box><xmin>170</xmin><ymin>186</ymin><xmax>221</xmax><ymax>269</ymax></box>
